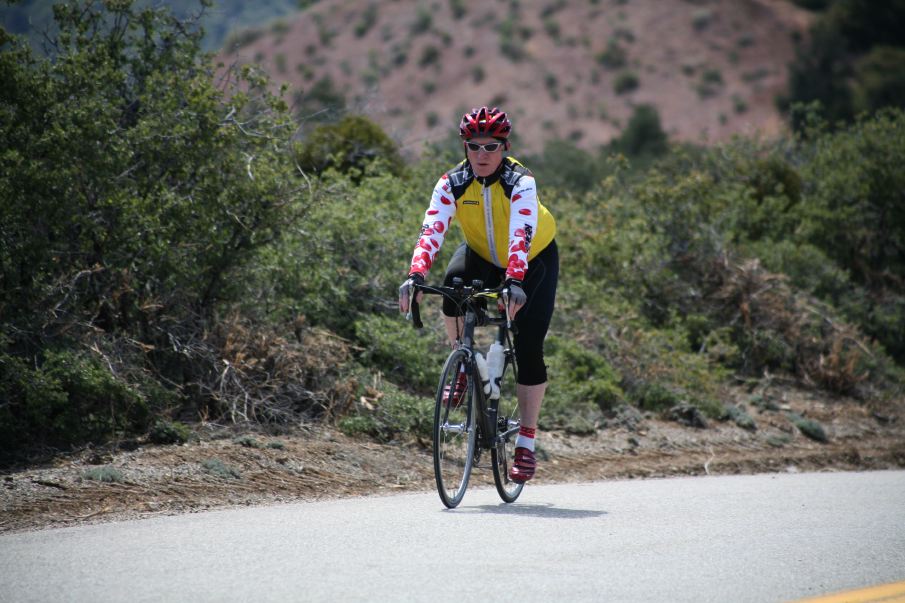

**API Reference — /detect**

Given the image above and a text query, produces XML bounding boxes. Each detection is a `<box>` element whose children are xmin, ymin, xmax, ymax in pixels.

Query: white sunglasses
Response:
<box><xmin>465</xmin><ymin>141</ymin><xmax>504</xmax><ymax>153</ymax></box>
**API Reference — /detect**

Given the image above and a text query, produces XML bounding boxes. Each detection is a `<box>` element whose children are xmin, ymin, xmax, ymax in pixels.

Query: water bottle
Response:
<box><xmin>474</xmin><ymin>352</ymin><xmax>491</xmax><ymax>396</ymax></box>
<box><xmin>486</xmin><ymin>342</ymin><xmax>504</xmax><ymax>400</ymax></box>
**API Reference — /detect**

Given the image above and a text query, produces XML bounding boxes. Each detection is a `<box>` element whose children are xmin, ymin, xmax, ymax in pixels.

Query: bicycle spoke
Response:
<box><xmin>433</xmin><ymin>350</ymin><xmax>476</xmax><ymax>508</ymax></box>
<box><xmin>492</xmin><ymin>354</ymin><xmax>524</xmax><ymax>503</ymax></box>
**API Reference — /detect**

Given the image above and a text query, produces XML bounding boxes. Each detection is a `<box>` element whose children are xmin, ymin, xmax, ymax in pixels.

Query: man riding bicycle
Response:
<box><xmin>399</xmin><ymin>106</ymin><xmax>559</xmax><ymax>483</ymax></box>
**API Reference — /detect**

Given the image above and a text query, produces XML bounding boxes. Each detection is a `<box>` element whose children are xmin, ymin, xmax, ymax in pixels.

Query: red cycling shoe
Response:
<box><xmin>509</xmin><ymin>447</ymin><xmax>536</xmax><ymax>482</ymax></box>
<box><xmin>442</xmin><ymin>370</ymin><xmax>468</xmax><ymax>408</ymax></box>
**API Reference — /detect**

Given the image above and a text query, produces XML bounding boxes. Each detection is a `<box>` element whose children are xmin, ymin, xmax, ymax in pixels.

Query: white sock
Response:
<box><xmin>515</xmin><ymin>426</ymin><xmax>536</xmax><ymax>451</ymax></box>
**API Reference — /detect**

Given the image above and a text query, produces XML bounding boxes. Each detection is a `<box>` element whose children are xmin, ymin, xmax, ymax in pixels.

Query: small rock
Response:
<box><xmin>872</xmin><ymin>412</ymin><xmax>897</xmax><ymax>425</ymax></box>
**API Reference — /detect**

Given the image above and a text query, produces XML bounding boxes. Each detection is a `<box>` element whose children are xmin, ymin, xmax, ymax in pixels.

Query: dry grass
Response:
<box><xmin>211</xmin><ymin>315</ymin><xmax>358</xmax><ymax>424</ymax></box>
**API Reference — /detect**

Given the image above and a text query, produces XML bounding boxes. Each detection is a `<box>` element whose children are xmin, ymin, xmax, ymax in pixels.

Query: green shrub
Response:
<box><xmin>294</xmin><ymin>115</ymin><xmax>404</xmax><ymax>179</ymax></box>
<box><xmin>609</xmin><ymin>104</ymin><xmax>668</xmax><ymax>158</ymax></box>
<box><xmin>354</xmin><ymin>314</ymin><xmax>447</xmax><ymax>390</ymax></box>
<box><xmin>546</xmin><ymin>336</ymin><xmax>624</xmax><ymax>414</ymax></box>
<box><xmin>149</xmin><ymin>420</ymin><xmax>191</xmax><ymax>445</ymax></box>
<box><xmin>783</xmin><ymin>1</ymin><xmax>905</xmax><ymax>128</ymax></box>
<box><xmin>295</xmin><ymin>75</ymin><xmax>346</xmax><ymax>121</ymax></box>
<box><xmin>354</xmin><ymin>4</ymin><xmax>379</xmax><ymax>37</ymax></box>
<box><xmin>723</xmin><ymin>405</ymin><xmax>757</xmax><ymax>431</ymax></box>
<box><xmin>597</xmin><ymin>39</ymin><xmax>627</xmax><ymax>69</ymax></box>
<box><xmin>412</xmin><ymin>6</ymin><xmax>432</xmax><ymax>33</ymax></box>
<box><xmin>82</xmin><ymin>466</ymin><xmax>124</xmax><ymax>483</ymax></box>
<box><xmin>0</xmin><ymin>349</ymin><xmax>148</xmax><ymax>456</ymax></box>
<box><xmin>797</xmin><ymin>109</ymin><xmax>905</xmax><ymax>360</ymax></box>
<box><xmin>851</xmin><ymin>46</ymin><xmax>905</xmax><ymax>116</ymax></box>
<box><xmin>1</xmin><ymin>1</ymin><xmax>310</xmax><ymax>442</ymax></box>
<box><xmin>529</xmin><ymin>139</ymin><xmax>603</xmax><ymax>192</ymax></box>
<box><xmin>767</xmin><ymin>433</ymin><xmax>792</xmax><ymax>447</ymax></box>
<box><xmin>224</xmin><ymin>27</ymin><xmax>263</xmax><ymax>50</ymax></box>
<box><xmin>233</xmin><ymin>435</ymin><xmax>263</xmax><ymax>448</ymax></box>
<box><xmin>544</xmin><ymin>17</ymin><xmax>561</xmax><ymax>41</ymax></box>
<box><xmin>787</xmin><ymin>412</ymin><xmax>828</xmax><ymax>442</ymax></box>
<box><xmin>631</xmin><ymin>382</ymin><xmax>682</xmax><ymax>412</ymax></box>
<box><xmin>499</xmin><ymin>17</ymin><xmax>525</xmax><ymax>61</ymax></box>
<box><xmin>614</xmin><ymin>70</ymin><xmax>639</xmax><ymax>94</ymax></box>
<box><xmin>202</xmin><ymin>458</ymin><xmax>242</xmax><ymax>479</ymax></box>
<box><xmin>697</xmin><ymin>68</ymin><xmax>724</xmax><ymax>98</ymax></box>
<box><xmin>692</xmin><ymin>9</ymin><xmax>713</xmax><ymax>31</ymax></box>
<box><xmin>338</xmin><ymin>384</ymin><xmax>434</xmax><ymax>442</ymax></box>
<box><xmin>449</xmin><ymin>0</ymin><xmax>467</xmax><ymax>19</ymax></box>
<box><xmin>419</xmin><ymin>45</ymin><xmax>440</xmax><ymax>67</ymax></box>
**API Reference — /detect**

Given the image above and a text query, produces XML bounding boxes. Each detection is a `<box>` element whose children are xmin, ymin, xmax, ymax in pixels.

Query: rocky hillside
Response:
<box><xmin>218</xmin><ymin>0</ymin><xmax>813</xmax><ymax>155</ymax></box>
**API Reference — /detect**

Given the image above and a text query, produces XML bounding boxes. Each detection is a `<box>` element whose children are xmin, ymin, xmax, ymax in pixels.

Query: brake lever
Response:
<box><xmin>404</xmin><ymin>282</ymin><xmax>414</xmax><ymax>322</ymax></box>
<box><xmin>502</xmin><ymin>288</ymin><xmax>512</xmax><ymax>329</ymax></box>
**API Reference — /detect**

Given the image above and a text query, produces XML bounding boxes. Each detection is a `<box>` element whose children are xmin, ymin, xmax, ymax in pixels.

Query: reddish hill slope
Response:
<box><xmin>219</xmin><ymin>0</ymin><xmax>812</xmax><ymax>154</ymax></box>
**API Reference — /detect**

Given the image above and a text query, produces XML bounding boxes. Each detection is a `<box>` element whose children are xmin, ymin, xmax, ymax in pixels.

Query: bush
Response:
<box><xmin>797</xmin><ymin>108</ymin><xmax>905</xmax><ymax>360</ymax></box>
<box><xmin>851</xmin><ymin>46</ymin><xmax>905</xmax><ymax>115</ymax></box>
<box><xmin>528</xmin><ymin>139</ymin><xmax>604</xmax><ymax>193</ymax></box>
<box><xmin>614</xmin><ymin>70</ymin><xmax>639</xmax><ymax>94</ymax></box>
<box><xmin>338</xmin><ymin>383</ymin><xmax>434</xmax><ymax>442</ymax></box>
<box><xmin>723</xmin><ymin>405</ymin><xmax>757</xmax><ymax>431</ymax></box>
<box><xmin>294</xmin><ymin>115</ymin><xmax>404</xmax><ymax>179</ymax></box>
<box><xmin>787</xmin><ymin>412</ymin><xmax>828</xmax><ymax>442</ymax></box>
<box><xmin>149</xmin><ymin>420</ymin><xmax>191</xmax><ymax>445</ymax></box>
<box><xmin>596</xmin><ymin>39</ymin><xmax>627</xmax><ymax>69</ymax></box>
<box><xmin>0</xmin><ymin>348</ymin><xmax>148</xmax><ymax>457</ymax></box>
<box><xmin>546</xmin><ymin>336</ymin><xmax>624</xmax><ymax>413</ymax></box>
<box><xmin>354</xmin><ymin>4</ymin><xmax>378</xmax><ymax>37</ymax></box>
<box><xmin>82</xmin><ymin>466</ymin><xmax>124</xmax><ymax>483</ymax></box>
<box><xmin>233</xmin><ymin>435</ymin><xmax>263</xmax><ymax>448</ymax></box>
<box><xmin>609</xmin><ymin>104</ymin><xmax>669</xmax><ymax>158</ymax></box>
<box><xmin>782</xmin><ymin>1</ymin><xmax>905</xmax><ymax>128</ymax></box>
<box><xmin>0</xmin><ymin>1</ymin><xmax>309</xmax><ymax>450</ymax></box>
<box><xmin>202</xmin><ymin>458</ymin><xmax>242</xmax><ymax>479</ymax></box>
<box><xmin>354</xmin><ymin>315</ymin><xmax>448</xmax><ymax>391</ymax></box>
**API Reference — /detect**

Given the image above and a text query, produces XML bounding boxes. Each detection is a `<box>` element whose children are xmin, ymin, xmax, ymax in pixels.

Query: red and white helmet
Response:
<box><xmin>459</xmin><ymin>106</ymin><xmax>512</xmax><ymax>140</ymax></box>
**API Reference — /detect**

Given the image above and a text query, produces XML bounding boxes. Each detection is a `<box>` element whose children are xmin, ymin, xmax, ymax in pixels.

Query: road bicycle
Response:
<box><xmin>407</xmin><ymin>278</ymin><xmax>524</xmax><ymax>508</ymax></box>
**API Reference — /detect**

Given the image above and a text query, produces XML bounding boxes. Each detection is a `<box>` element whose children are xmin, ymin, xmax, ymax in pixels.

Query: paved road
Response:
<box><xmin>1</xmin><ymin>471</ymin><xmax>903</xmax><ymax>602</ymax></box>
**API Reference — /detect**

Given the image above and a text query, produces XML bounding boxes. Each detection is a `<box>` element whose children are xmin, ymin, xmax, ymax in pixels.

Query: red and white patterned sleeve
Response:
<box><xmin>506</xmin><ymin>175</ymin><xmax>539</xmax><ymax>282</ymax></box>
<box><xmin>408</xmin><ymin>173</ymin><xmax>457</xmax><ymax>277</ymax></box>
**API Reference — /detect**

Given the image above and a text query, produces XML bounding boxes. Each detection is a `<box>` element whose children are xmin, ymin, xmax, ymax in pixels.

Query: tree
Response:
<box><xmin>0</xmin><ymin>0</ymin><xmax>309</xmax><ymax>455</ymax></box>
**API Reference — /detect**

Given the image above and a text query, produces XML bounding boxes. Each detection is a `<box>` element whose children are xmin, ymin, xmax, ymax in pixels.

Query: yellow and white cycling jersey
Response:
<box><xmin>409</xmin><ymin>157</ymin><xmax>556</xmax><ymax>281</ymax></box>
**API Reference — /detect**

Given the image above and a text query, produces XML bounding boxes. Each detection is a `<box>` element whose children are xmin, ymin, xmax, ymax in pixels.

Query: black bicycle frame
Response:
<box><xmin>410</xmin><ymin>281</ymin><xmax>519</xmax><ymax>450</ymax></box>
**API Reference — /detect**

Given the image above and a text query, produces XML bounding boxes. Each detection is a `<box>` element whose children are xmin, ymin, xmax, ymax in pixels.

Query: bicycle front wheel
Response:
<box><xmin>491</xmin><ymin>355</ymin><xmax>525</xmax><ymax>503</ymax></box>
<box><xmin>433</xmin><ymin>349</ymin><xmax>476</xmax><ymax>509</ymax></box>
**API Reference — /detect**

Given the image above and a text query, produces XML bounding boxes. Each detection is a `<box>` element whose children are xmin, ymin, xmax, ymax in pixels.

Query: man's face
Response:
<box><xmin>465</xmin><ymin>137</ymin><xmax>505</xmax><ymax>177</ymax></box>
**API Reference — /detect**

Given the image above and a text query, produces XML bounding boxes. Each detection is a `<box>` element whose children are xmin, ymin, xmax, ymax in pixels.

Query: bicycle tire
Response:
<box><xmin>433</xmin><ymin>348</ymin><xmax>477</xmax><ymax>509</ymax></box>
<box><xmin>491</xmin><ymin>355</ymin><xmax>525</xmax><ymax>503</ymax></box>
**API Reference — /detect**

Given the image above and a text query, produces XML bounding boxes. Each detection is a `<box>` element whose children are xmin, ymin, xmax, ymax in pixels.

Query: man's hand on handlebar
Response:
<box><xmin>502</xmin><ymin>278</ymin><xmax>527</xmax><ymax>318</ymax></box>
<box><xmin>398</xmin><ymin>273</ymin><xmax>425</xmax><ymax>314</ymax></box>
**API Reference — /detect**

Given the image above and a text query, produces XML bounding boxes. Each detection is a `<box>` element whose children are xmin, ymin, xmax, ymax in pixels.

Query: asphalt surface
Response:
<box><xmin>1</xmin><ymin>471</ymin><xmax>903</xmax><ymax>602</ymax></box>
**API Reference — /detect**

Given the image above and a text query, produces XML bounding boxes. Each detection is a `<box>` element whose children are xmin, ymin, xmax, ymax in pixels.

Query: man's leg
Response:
<box><xmin>517</xmin><ymin>382</ymin><xmax>546</xmax><ymax>430</ymax></box>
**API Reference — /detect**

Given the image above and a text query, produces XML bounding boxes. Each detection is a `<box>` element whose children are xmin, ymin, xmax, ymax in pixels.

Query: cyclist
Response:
<box><xmin>398</xmin><ymin>106</ymin><xmax>559</xmax><ymax>483</ymax></box>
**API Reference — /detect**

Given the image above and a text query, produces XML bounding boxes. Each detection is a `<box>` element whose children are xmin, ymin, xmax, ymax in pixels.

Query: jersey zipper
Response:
<box><xmin>482</xmin><ymin>183</ymin><xmax>501</xmax><ymax>267</ymax></box>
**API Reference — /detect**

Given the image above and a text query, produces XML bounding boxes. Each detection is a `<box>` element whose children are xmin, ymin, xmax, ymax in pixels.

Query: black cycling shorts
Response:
<box><xmin>442</xmin><ymin>240</ymin><xmax>559</xmax><ymax>386</ymax></box>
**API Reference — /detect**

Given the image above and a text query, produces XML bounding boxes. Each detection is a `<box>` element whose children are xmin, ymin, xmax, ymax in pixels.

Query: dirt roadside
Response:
<box><xmin>2</xmin><ymin>388</ymin><xmax>903</xmax><ymax>535</ymax></box>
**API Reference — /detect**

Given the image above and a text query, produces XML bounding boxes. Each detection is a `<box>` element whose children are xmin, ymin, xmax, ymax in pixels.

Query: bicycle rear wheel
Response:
<box><xmin>491</xmin><ymin>355</ymin><xmax>524</xmax><ymax>503</ymax></box>
<box><xmin>433</xmin><ymin>349</ymin><xmax>476</xmax><ymax>509</ymax></box>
